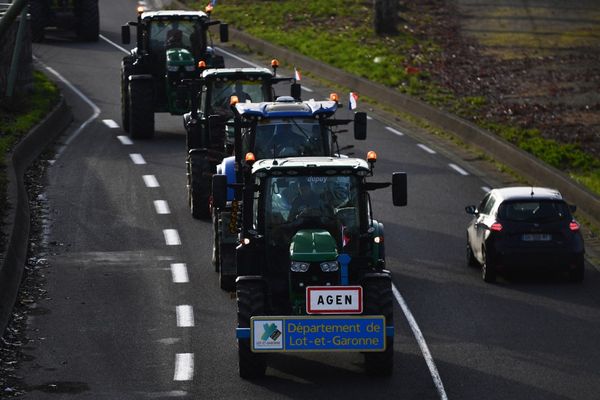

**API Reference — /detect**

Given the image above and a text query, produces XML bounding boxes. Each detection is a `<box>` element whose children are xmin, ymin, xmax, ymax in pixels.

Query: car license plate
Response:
<box><xmin>522</xmin><ymin>233</ymin><xmax>552</xmax><ymax>241</ymax></box>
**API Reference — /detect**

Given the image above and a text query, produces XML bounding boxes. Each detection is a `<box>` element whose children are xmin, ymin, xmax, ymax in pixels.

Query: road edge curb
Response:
<box><xmin>0</xmin><ymin>96</ymin><xmax>72</xmax><ymax>336</ymax></box>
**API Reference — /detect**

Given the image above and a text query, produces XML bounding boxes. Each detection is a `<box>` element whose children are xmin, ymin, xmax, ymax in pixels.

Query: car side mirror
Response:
<box><xmin>465</xmin><ymin>205</ymin><xmax>477</xmax><ymax>215</ymax></box>
<box><xmin>220</xmin><ymin>23</ymin><xmax>229</xmax><ymax>43</ymax></box>
<box><xmin>392</xmin><ymin>172</ymin><xmax>407</xmax><ymax>207</ymax></box>
<box><xmin>212</xmin><ymin>174</ymin><xmax>227</xmax><ymax>209</ymax></box>
<box><xmin>291</xmin><ymin>83</ymin><xmax>301</xmax><ymax>101</ymax></box>
<box><xmin>121</xmin><ymin>25</ymin><xmax>131</xmax><ymax>45</ymax></box>
<box><xmin>354</xmin><ymin>112</ymin><xmax>367</xmax><ymax>140</ymax></box>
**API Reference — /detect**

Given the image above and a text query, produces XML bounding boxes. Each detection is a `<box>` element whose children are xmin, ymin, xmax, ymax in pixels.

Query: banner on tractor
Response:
<box><xmin>250</xmin><ymin>316</ymin><xmax>386</xmax><ymax>352</ymax></box>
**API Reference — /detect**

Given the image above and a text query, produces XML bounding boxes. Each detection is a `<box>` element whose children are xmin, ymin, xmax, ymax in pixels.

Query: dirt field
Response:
<box><xmin>415</xmin><ymin>0</ymin><xmax>600</xmax><ymax>160</ymax></box>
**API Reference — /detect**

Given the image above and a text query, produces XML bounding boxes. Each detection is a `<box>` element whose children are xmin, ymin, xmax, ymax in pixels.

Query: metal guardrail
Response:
<box><xmin>0</xmin><ymin>0</ymin><xmax>31</xmax><ymax>97</ymax></box>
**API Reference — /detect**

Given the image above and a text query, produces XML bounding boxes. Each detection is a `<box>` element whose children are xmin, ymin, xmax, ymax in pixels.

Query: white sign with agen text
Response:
<box><xmin>306</xmin><ymin>286</ymin><xmax>362</xmax><ymax>314</ymax></box>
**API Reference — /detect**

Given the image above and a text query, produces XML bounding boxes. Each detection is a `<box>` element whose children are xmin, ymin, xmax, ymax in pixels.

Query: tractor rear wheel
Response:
<box><xmin>129</xmin><ymin>79</ymin><xmax>154</xmax><ymax>139</ymax></box>
<box><xmin>75</xmin><ymin>0</ymin><xmax>99</xmax><ymax>41</ymax></box>
<box><xmin>187</xmin><ymin>152</ymin><xmax>211</xmax><ymax>219</ymax></box>
<box><xmin>363</xmin><ymin>277</ymin><xmax>394</xmax><ymax>376</ymax></box>
<box><xmin>120</xmin><ymin>56</ymin><xmax>133</xmax><ymax>132</ymax></box>
<box><xmin>237</xmin><ymin>280</ymin><xmax>267</xmax><ymax>379</ymax></box>
<box><xmin>219</xmin><ymin>242</ymin><xmax>236</xmax><ymax>292</ymax></box>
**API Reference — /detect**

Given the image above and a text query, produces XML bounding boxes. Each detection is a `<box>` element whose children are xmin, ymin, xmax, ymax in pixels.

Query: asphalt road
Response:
<box><xmin>16</xmin><ymin>0</ymin><xmax>600</xmax><ymax>398</ymax></box>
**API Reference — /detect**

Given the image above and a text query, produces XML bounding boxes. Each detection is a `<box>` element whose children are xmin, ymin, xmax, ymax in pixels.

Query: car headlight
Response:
<box><xmin>184</xmin><ymin>65</ymin><xmax>196</xmax><ymax>72</ymax></box>
<box><xmin>167</xmin><ymin>65</ymin><xmax>179</xmax><ymax>72</ymax></box>
<box><xmin>320</xmin><ymin>261</ymin><xmax>339</xmax><ymax>272</ymax></box>
<box><xmin>290</xmin><ymin>261</ymin><xmax>310</xmax><ymax>272</ymax></box>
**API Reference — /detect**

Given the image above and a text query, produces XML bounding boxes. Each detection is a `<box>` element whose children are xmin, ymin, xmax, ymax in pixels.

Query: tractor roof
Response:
<box><xmin>236</xmin><ymin>99</ymin><xmax>338</xmax><ymax>119</ymax></box>
<box><xmin>141</xmin><ymin>10</ymin><xmax>209</xmax><ymax>21</ymax></box>
<box><xmin>252</xmin><ymin>156</ymin><xmax>371</xmax><ymax>175</ymax></box>
<box><xmin>201</xmin><ymin>67</ymin><xmax>273</xmax><ymax>80</ymax></box>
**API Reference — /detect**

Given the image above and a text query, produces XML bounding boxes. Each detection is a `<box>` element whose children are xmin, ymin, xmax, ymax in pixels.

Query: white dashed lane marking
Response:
<box><xmin>117</xmin><ymin>135</ymin><xmax>133</xmax><ymax>145</ymax></box>
<box><xmin>154</xmin><ymin>200</ymin><xmax>170</xmax><ymax>214</ymax></box>
<box><xmin>176</xmin><ymin>305</ymin><xmax>195</xmax><ymax>327</ymax></box>
<box><xmin>174</xmin><ymin>353</ymin><xmax>194</xmax><ymax>381</ymax></box>
<box><xmin>385</xmin><ymin>126</ymin><xmax>404</xmax><ymax>136</ymax></box>
<box><xmin>143</xmin><ymin>175</ymin><xmax>160</xmax><ymax>188</ymax></box>
<box><xmin>163</xmin><ymin>229</ymin><xmax>181</xmax><ymax>246</ymax></box>
<box><xmin>449</xmin><ymin>163</ymin><xmax>469</xmax><ymax>176</ymax></box>
<box><xmin>417</xmin><ymin>144</ymin><xmax>436</xmax><ymax>154</ymax></box>
<box><xmin>102</xmin><ymin>119</ymin><xmax>119</xmax><ymax>128</ymax></box>
<box><xmin>129</xmin><ymin>153</ymin><xmax>146</xmax><ymax>165</ymax></box>
<box><xmin>170</xmin><ymin>263</ymin><xmax>189</xmax><ymax>284</ymax></box>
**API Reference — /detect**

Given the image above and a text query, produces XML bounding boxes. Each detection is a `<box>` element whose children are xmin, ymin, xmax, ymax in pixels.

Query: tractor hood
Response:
<box><xmin>166</xmin><ymin>48</ymin><xmax>195</xmax><ymax>67</ymax></box>
<box><xmin>290</xmin><ymin>229</ymin><xmax>338</xmax><ymax>262</ymax></box>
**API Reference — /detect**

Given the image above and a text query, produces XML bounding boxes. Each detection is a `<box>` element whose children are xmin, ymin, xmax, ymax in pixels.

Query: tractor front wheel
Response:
<box><xmin>187</xmin><ymin>152</ymin><xmax>211</xmax><ymax>219</ymax></box>
<box><xmin>129</xmin><ymin>79</ymin><xmax>155</xmax><ymax>139</ymax></box>
<box><xmin>120</xmin><ymin>56</ymin><xmax>133</xmax><ymax>132</ymax></box>
<box><xmin>75</xmin><ymin>0</ymin><xmax>99</xmax><ymax>41</ymax></box>
<box><xmin>237</xmin><ymin>280</ymin><xmax>267</xmax><ymax>379</ymax></box>
<box><xmin>363</xmin><ymin>277</ymin><xmax>394</xmax><ymax>376</ymax></box>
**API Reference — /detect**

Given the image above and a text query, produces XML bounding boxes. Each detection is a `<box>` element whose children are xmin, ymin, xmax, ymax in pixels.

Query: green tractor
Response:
<box><xmin>212</xmin><ymin>154</ymin><xmax>407</xmax><ymax>377</ymax></box>
<box><xmin>212</xmin><ymin>97</ymin><xmax>367</xmax><ymax>291</ymax></box>
<box><xmin>120</xmin><ymin>8</ymin><xmax>228</xmax><ymax>139</ymax></box>
<box><xmin>29</xmin><ymin>0</ymin><xmax>99</xmax><ymax>42</ymax></box>
<box><xmin>183</xmin><ymin>62</ymin><xmax>301</xmax><ymax>219</ymax></box>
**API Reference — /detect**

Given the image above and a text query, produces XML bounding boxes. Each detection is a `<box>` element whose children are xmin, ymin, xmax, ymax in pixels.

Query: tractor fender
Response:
<box><xmin>360</xmin><ymin>271</ymin><xmax>392</xmax><ymax>282</ymax></box>
<box><xmin>128</xmin><ymin>74</ymin><xmax>153</xmax><ymax>82</ymax></box>
<box><xmin>216</xmin><ymin>156</ymin><xmax>236</xmax><ymax>201</ymax></box>
<box><xmin>235</xmin><ymin>275</ymin><xmax>265</xmax><ymax>285</ymax></box>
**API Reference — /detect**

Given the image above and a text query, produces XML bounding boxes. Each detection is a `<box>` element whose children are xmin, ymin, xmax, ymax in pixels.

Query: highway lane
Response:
<box><xmin>16</xmin><ymin>0</ymin><xmax>600</xmax><ymax>398</ymax></box>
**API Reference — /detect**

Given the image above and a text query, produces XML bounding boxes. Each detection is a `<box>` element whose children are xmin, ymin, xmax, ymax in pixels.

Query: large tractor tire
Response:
<box><xmin>212</xmin><ymin>209</ymin><xmax>220</xmax><ymax>272</ymax></box>
<box><xmin>120</xmin><ymin>56</ymin><xmax>133</xmax><ymax>132</ymax></box>
<box><xmin>363</xmin><ymin>277</ymin><xmax>394</xmax><ymax>376</ymax></box>
<box><xmin>237</xmin><ymin>280</ymin><xmax>267</xmax><ymax>379</ymax></box>
<box><xmin>128</xmin><ymin>79</ymin><xmax>155</xmax><ymax>139</ymax></box>
<box><xmin>187</xmin><ymin>152</ymin><xmax>211</xmax><ymax>219</ymax></box>
<box><xmin>29</xmin><ymin>1</ymin><xmax>46</xmax><ymax>43</ymax></box>
<box><xmin>75</xmin><ymin>0</ymin><xmax>99</xmax><ymax>41</ymax></box>
<box><xmin>219</xmin><ymin>242</ymin><xmax>236</xmax><ymax>292</ymax></box>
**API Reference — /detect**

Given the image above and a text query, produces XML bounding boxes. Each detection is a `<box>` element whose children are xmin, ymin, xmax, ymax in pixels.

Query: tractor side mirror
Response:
<box><xmin>291</xmin><ymin>83</ymin><xmax>301</xmax><ymax>101</ymax></box>
<box><xmin>220</xmin><ymin>23</ymin><xmax>229</xmax><ymax>42</ymax></box>
<box><xmin>392</xmin><ymin>172</ymin><xmax>407</xmax><ymax>207</ymax></box>
<box><xmin>212</xmin><ymin>174</ymin><xmax>228</xmax><ymax>209</ymax></box>
<box><xmin>354</xmin><ymin>112</ymin><xmax>367</xmax><ymax>140</ymax></box>
<box><xmin>121</xmin><ymin>25</ymin><xmax>131</xmax><ymax>45</ymax></box>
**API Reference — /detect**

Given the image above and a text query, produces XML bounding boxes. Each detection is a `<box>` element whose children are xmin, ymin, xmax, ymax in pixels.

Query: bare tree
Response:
<box><xmin>373</xmin><ymin>0</ymin><xmax>398</xmax><ymax>35</ymax></box>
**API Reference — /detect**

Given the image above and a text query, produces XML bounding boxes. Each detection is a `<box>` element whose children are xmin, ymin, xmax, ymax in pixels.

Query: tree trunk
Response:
<box><xmin>373</xmin><ymin>0</ymin><xmax>398</xmax><ymax>36</ymax></box>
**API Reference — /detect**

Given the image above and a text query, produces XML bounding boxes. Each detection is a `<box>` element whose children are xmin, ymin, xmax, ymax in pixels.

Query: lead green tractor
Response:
<box><xmin>212</xmin><ymin>154</ymin><xmax>407</xmax><ymax>377</ymax></box>
<box><xmin>120</xmin><ymin>8</ymin><xmax>228</xmax><ymax>138</ymax></box>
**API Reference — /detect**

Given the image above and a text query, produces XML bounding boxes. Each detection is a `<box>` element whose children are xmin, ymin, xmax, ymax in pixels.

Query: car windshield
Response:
<box><xmin>262</xmin><ymin>175</ymin><xmax>360</xmax><ymax>247</ymax></box>
<box><xmin>498</xmin><ymin>200</ymin><xmax>571</xmax><ymax>222</ymax></box>
<box><xmin>209</xmin><ymin>81</ymin><xmax>267</xmax><ymax>114</ymax></box>
<box><xmin>249</xmin><ymin>119</ymin><xmax>327</xmax><ymax>159</ymax></box>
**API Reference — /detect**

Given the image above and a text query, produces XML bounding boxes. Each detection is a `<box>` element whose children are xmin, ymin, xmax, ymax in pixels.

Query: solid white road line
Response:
<box><xmin>448</xmin><ymin>163</ymin><xmax>469</xmax><ymax>176</ymax></box>
<box><xmin>174</xmin><ymin>353</ymin><xmax>194</xmax><ymax>381</ymax></box>
<box><xmin>385</xmin><ymin>126</ymin><xmax>404</xmax><ymax>136</ymax></box>
<box><xmin>176</xmin><ymin>305</ymin><xmax>195</xmax><ymax>328</ymax></box>
<box><xmin>482</xmin><ymin>186</ymin><xmax>492</xmax><ymax>193</ymax></box>
<box><xmin>170</xmin><ymin>263</ymin><xmax>189</xmax><ymax>284</ymax></box>
<box><xmin>99</xmin><ymin>34</ymin><xmax>130</xmax><ymax>54</ymax></box>
<box><xmin>392</xmin><ymin>284</ymin><xmax>448</xmax><ymax>400</ymax></box>
<box><xmin>154</xmin><ymin>200</ymin><xmax>171</xmax><ymax>214</ymax></box>
<box><xmin>129</xmin><ymin>153</ymin><xmax>146</xmax><ymax>165</ymax></box>
<box><xmin>143</xmin><ymin>175</ymin><xmax>159</xmax><ymax>188</ymax></box>
<box><xmin>163</xmin><ymin>229</ymin><xmax>181</xmax><ymax>246</ymax></box>
<box><xmin>417</xmin><ymin>143</ymin><xmax>436</xmax><ymax>154</ymax></box>
<box><xmin>117</xmin><ymin>135</ymin><xmax>133</xmax><ymax>145</ymax></box>
<box><xmin>102</xmin><ymin>119</ymin><xmax>119</xmax><ymax>128</ymax></box>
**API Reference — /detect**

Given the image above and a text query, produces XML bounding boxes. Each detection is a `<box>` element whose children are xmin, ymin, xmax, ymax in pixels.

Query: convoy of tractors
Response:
<box><xmin>119</xmin><ymin>5</ymin><xmax>407</xmax><ymax>378</ymax></box>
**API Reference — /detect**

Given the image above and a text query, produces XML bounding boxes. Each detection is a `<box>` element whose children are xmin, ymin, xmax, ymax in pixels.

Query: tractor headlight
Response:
<box><xmin>184</xmin><ymin>65</ymin><xmax>196</xmax><ymax>72</ymax></box>
<box><xmin>290</xmin><ymin>261</ymin><xmax>310</xmax><ymax>272</ymax></box>
<box><xmin>320</xmin><ymin>261</ymin><xmax>339</xmax><ymax>272</ymax></box>
<box><xmin>167</xmin><ymin>65</ymin><xmax>179</xmax><ymax>72</ymax></box>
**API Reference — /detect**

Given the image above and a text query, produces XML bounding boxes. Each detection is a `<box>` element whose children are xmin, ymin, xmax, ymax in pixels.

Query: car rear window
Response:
<box><xmin>498</xmin><ymin>200</ymin><xmax>570</xmax><ymax>222</ymax></box>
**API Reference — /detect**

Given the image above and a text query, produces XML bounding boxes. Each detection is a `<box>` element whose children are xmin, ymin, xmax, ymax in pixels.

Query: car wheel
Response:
<box><xmin>481</xmin><ymin>249</ymin><xmax>496</xmax><ymax>283</ymax></box>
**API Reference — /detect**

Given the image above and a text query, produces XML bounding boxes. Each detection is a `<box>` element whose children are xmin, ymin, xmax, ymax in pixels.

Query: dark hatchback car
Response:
<box><xmin>465</xmin><ymin>187</ymin><xmax>585</xmax><ymax>283</ymax></box>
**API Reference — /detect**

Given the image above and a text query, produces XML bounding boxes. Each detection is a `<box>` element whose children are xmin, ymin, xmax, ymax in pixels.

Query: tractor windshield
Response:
<box><xmin>246</xmin><ymin>119</ymin><xmax>328</xmax><ymax>159</ymax></box>
<box><xmin>209</xmin><ymin>80</ymin><xmax>268</xmax><ymax>115</ymax></box>
<box><xmin>148</xmin><ymin>19</ymin><xmax>205</xmax><ymax>54</ymax></box>
<box><xmin>262</xmin><ymin>175</ymin><xmax>361</xmax><ymax>250</ymax></box>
